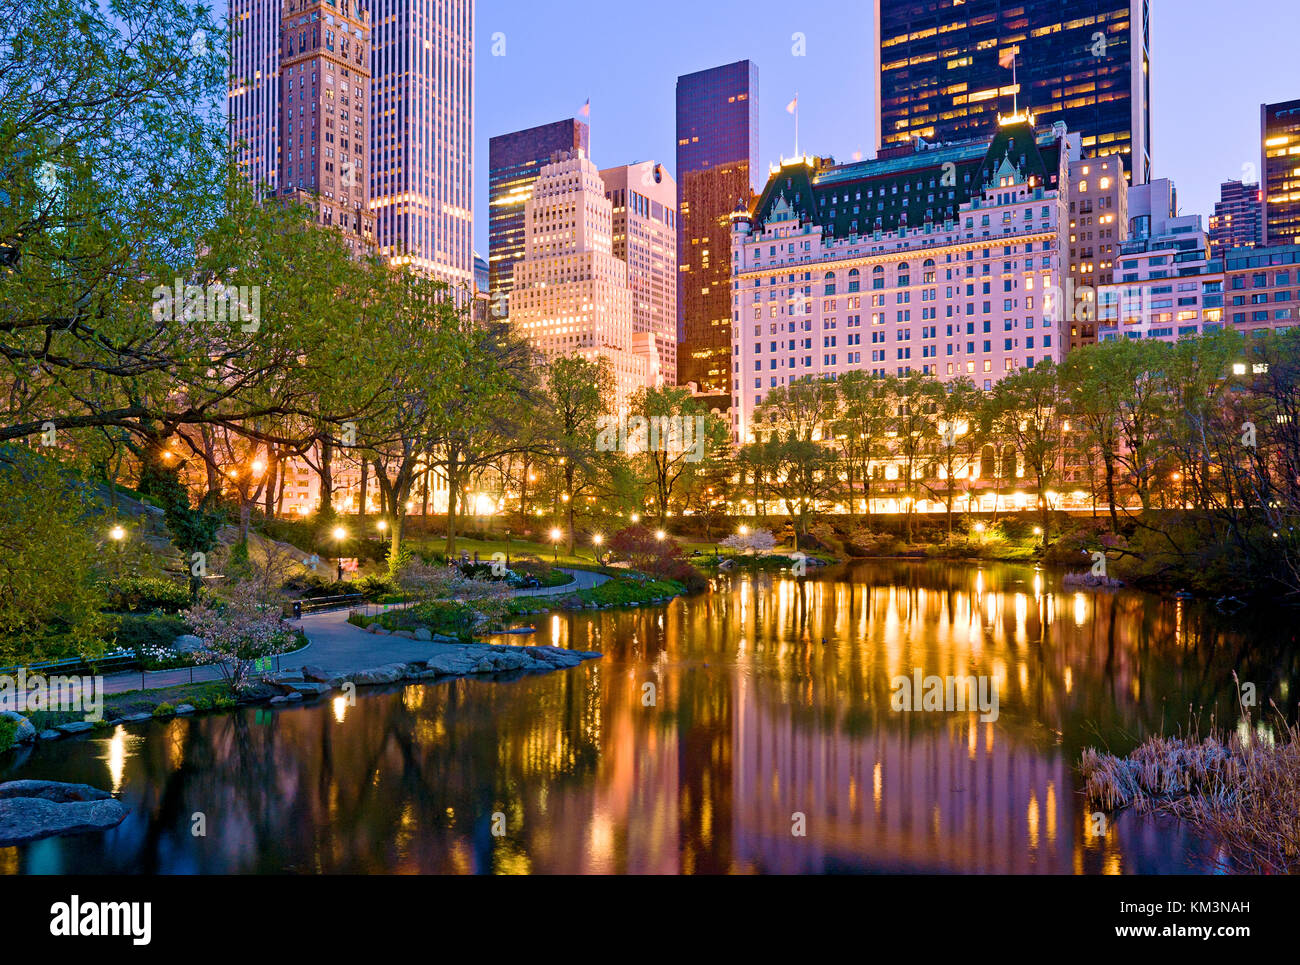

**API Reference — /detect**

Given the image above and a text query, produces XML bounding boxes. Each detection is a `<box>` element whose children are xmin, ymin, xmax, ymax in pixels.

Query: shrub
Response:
<box><xmin>843</xmin><ymin>530</ymin><xmax>903</xmax><ymax>557</ymax></box>
<box><xmin>103</xmin><ymin>576</ymin><xmax>191</xmax><ymax>614</ymax></box>
<box><xmin>0</xmin><ymin>718</ymin><xmax>17</xmax><ymax>753</ymax></box>
<box><xmin>152</xmin><ymin>702</ymin><xmax>175</xmax><ymax>717</ymax></box>
<box><xmin>354</xmin><ymin>574</ymin><xmax>397</xmax><ymax>600</ymax></box>
<box><xmin>112</xmin><ymin>613</ymin><xmax>188</xmax><ymax>651</ymax></box>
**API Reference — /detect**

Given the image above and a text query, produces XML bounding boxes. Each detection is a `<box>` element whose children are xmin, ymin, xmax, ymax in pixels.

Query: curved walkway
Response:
<box><xmin>95</xmin><ymin>568</ymin><xmax>609</xmax><ymax>694</ymax></box>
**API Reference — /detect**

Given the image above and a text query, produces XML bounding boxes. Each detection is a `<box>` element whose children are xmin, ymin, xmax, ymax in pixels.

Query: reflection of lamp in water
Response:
<box><xmin>332</xmin><ymin>695</ymin><xmax>348</xmax><ymax>724</ymax></box>
<box><xmin>105</xmin><ymin>726</ymin><xmax>127</xmax><ymax>794</ymax></box>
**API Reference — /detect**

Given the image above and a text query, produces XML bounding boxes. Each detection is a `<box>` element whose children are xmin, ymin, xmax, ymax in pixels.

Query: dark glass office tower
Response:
<box><xmin>872</xmin><ymin>0</ymin><xmax>1150</xmax><ymax>184</ymax></box>
<box><xmin>488</xmin><ymin>118</ymin><xmax>590</xmax><ymax>307</ymax></box>
<box><xmin>675</xmin><ymin>60</ymin><xmax>759</xmax><ymax>408</ymax></box>
<box><xmin>1262</xmin><ymin>99</ymin><xmax>1300</xmax><ymax>248</ymax></box>
<box><xmin>1209</xmin><ymin>179</ymin><xmax>1263</xmax><ymax>259</ymax></box>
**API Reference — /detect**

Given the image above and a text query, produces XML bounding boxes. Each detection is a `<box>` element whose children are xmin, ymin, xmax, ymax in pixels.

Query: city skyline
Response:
<box><xmin>471</xmin><ymin>0</ymin><xmax>1298</xmax><ymax>257</ymax></box>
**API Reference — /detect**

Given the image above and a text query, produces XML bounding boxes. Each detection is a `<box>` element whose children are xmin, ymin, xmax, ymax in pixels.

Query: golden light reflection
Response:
<box><xmin>332</xmin><ymin>695</ymin><xmax>348</xmax><ymax>723</ymax></box>
<box><xmin>104</xmin><ymin>726</ymin><xmax>128</xmax><ymax>794</ymax></box>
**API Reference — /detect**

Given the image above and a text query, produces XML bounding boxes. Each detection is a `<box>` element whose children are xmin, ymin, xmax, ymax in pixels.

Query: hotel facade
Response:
<box><xmin>729</xmin><ymin>117</ymin><xmax>1078</xmax><ymax>443</ymax></box>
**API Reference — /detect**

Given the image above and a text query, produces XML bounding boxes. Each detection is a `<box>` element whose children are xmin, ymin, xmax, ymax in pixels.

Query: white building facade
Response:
<box><xmin>730</xmin><ymin>118</ymin><xmax>1078</xmax><ymax>443</ymax></box>
<box><xmin>509</xmin><ymin>152</ymin><xmax>656</xmax><ymax>407</ymax></box>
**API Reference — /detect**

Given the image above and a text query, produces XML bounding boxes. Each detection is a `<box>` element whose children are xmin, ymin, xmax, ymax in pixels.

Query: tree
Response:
<box><xmin>893</xmin><ymin>372</ymin><xmax>942</xmax><ymax>542</ymax></box>
<box><xmin>0</xmin><ymin>448</ymin><xmax>110</xmax><ymax>663</ymax></box>
<box><xmin>625</xmin><ymin>384</ymin><xmax>729</xmax><ymax>526</ymax></box>
<box><xmin>542</xmin><ymin>356</ymin><xmax>613</xmax><ymax>553</ymax></box>
<box><xmin>991</xmin><ymin>361</ymin><xmax>1066</xmax><ymax>550</ymax></box>
<box><xmin>834</xmin><ymin>371</ymin><xmax>894</xmax><ymax>518</ymax></box>
<box><xmin>925</xmin><ymin>377</ymin><xmax>981</xmax><ymax>539</ymax></box>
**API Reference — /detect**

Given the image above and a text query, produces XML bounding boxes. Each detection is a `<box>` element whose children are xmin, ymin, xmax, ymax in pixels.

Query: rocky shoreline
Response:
<box><xmin>1</xmin><ymin>642</ymin><xmax>603</xmax><ymax>748</ymax></box>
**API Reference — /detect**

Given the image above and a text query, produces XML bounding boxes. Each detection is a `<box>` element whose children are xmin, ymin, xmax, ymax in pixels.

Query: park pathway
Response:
<box><xmin>96</xmin><ymin>568</ymin><xmax>609</xmax><ymax>694</ymax></box>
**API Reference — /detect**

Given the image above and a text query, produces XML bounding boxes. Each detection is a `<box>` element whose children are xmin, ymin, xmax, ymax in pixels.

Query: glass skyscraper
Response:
<box><xmin>1262</xmin><ymin>98</ymin><xmax>1300</xmax><ymax>248</ymax></box>
<box><xmin>368</xmin><ymin>0</ymin><xmax>474</xmax><ymax>291</ymax></box>
<box><xmin>488</xmin><ymin>118</ymin><xmax>590</xmax><ymax>308</ymax></box>
<box><xmin>675</xmin><ymin>60</ymin><xmax>760</xmax><ymax>408</ymax></box>
<box><xmin>872</xmin><ymin>0</ymin><xmax>1150</xmax><ymax>184</ymax></box>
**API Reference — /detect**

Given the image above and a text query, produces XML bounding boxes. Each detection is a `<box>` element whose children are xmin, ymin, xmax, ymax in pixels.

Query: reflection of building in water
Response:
<box><xmin>732</xmin><ymin>672</ymin><xmax>1073</xmax><ymax>872</ymax></box>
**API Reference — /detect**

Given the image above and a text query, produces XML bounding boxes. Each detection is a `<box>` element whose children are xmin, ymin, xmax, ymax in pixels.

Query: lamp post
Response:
<box><xmin>592</xmin><ymin>532</ymin><xmax>603</xmax><ymax>564</ymax></box>
<box><xmin>505</xmin><ymin>529</ymin><xmax>511</xmax><ymax>567</ymax></box>
<box><xmin>655</xmin><ymin>529</ymin><xmax>666</xmax><ymax>542</ymax></box>
<box><xmin>333</xmin><ymin>526</ymin><xmax>346</xmax><ymax>581</ymax></box>
<box><xmin>550</xmin><ymin>527</ymin><xmax>561</xmax><ymax>562</ymax></box>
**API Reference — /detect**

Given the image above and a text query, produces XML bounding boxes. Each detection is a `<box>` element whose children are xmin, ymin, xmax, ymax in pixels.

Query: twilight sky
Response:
<box><xmin>473</xmin><ymin>0</ymin><xmax>1299</xmax><ymax>255</ymax></box>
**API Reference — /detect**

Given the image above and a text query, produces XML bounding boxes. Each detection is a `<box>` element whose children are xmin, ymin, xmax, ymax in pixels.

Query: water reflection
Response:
<box><xmin>3</xmin><ymin>561</ymin><xmax>1296</xmax><ymax>874</ymax></box>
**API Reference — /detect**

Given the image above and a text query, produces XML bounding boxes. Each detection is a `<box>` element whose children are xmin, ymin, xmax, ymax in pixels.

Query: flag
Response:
<box><xmin>998</xmin><ymin>46</ymin><xmax>1018</xmax><ymax>69</ymax></box>
<box><xmin>580</xmin><ymin>98</ymin><xmax>590</xmax><ymax>117</ymax></box>
<box><xmin>786</xmin><ymin>93</ymin><xmax>798</xmax><ymax>114</ymax></box>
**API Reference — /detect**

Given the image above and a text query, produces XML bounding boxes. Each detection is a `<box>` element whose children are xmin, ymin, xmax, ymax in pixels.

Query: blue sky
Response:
<box><xmin>473</xmin><ymin>0</ymin><xmax>1300</xmax><ymax>254</ymax></box>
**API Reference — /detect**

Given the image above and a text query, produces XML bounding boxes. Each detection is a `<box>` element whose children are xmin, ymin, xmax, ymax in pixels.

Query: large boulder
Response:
<box><xmin>0</xmin><ymin>782</ymin><xmax>128</xmax><ymax>846</ymax></box>
<box><xmin>425</xmin><ymin>650</ymin><xmax>489</xmax><ymax>676</ymax></box>
<box><xmin>0</xmin><ymin>711</ymin><xmax>36</xmax><ymax>745</ymax></box>
<box><xmin>347</xmin><ymin>663</ymin><xmax>410</xmax><ymax>686</ymax></box>
<box><xmin>300</xmin><ymin>665</ymin><xmax>330</xmax><ymax>683</ymax></box>
<box><xmin>171</xmin><ymin>634</ymin><xmax>205</xmax><ymax>654</ymax></box>
<box><xmin>413</xmin><ymin>628</ymin><xmax>432</xmax><ymax>642</ymax></box>
<box><xmin>0</xmin><ymin>780</ymin><xmax>112</xmax><ymax>803</ymax></box>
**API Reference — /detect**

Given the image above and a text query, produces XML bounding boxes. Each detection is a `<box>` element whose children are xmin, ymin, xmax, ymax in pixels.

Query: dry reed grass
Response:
<box><xmin>1080</xmin><ymin>683</ymin><xmax>1300</xmax><ymax>874</ymax></box>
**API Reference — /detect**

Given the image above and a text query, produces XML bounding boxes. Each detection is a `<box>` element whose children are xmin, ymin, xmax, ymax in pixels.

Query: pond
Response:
<box><xmin>3</xmin><ymin>560</ymin><xmax>1297</xmax><ymax>874</ymax></box>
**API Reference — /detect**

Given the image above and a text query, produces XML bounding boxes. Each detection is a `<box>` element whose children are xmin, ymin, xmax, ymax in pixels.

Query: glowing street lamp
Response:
<box><xmin>333</xmin><ymin>526</ymin><xmax>347</xmax><ymax>581</ymax></box>
<box><xmin>655</xmin><ymin>529</ymin><xmax>666</xmax><ymax>542</ymax></box>
<box><xmin>550</xmin><ymin>527</ymin><xmax>562</xmax><ymax>562</ymax></box>
<box><xmin>738</xmin><ymin>524</ymin><xmax>749</xmax><ymax>537</ymax></box>
<box><xmin>377</xmin><ymin>519</ymin><xmax>387</xmax><ymax>532</ymax></box>
<box><xmin>109</xmin><ymin>525</ymin><xmax>126</xmax><ymax>542</ymax></box>
<box><xmin>630</xmin><ymin>513</ymin><xmax>640</xmax><ymax>524</ymax></box>
<box><xmin>592</xmin><ymin>532</ymin><xmax>603</xmax><ymax>563</ymax></box>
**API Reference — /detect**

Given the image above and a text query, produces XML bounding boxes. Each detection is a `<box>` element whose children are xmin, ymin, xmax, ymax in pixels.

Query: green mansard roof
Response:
<box><xmin>748</xmin><ymin>120</ymin><xmax>1064</xmax><ymax>238</ymax></box>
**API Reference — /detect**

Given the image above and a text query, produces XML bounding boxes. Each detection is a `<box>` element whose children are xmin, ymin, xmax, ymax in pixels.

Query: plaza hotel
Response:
<box><xmin>729</xmin><ymin>115</ymin><xmax>1079</xmax><ymax>443</ymax></box>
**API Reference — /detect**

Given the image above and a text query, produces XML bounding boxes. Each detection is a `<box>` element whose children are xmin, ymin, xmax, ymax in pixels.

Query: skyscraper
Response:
<box><xmin>1066</xmin><ymin>154</ymin><xmax>1127</xmax><ymax>349</ymax></box>
<box><xmin>1262</xmin><ymin>98</ymin><xmax>1300</xmax><ymax>247</ymax></box>
<box><xmin>276</xmin><ymin>0</ymin><xmax>374</xmax><ymax>257</ymax></box>
<box><xmin>676</xmin><ymin>60</ymin><xmax>759</xmax><ymax>410</ymax></box>
<box><xmin>369</xmin><ymin>0</ymin><xmax>474</xmax><ymax>290</ymax></box>
<box><xmin>508</xmin><ymin>152</ymin><xmax>656</xmax><ymax>406</ymax></box>
<box><xmin>1208</xmin><ymin>179</ymin><xmax>1263</xmax><ymax>259</ymax></box>
<box><xmin>600</xmin><ymin>161</ymin><xmax>678</xmax><ymax>384</ymax></box>
<box><xmin>228</xmin><ymin>0</ymin><xmax>282</xmax><ymax>195</ymax></box>
<box><xmin>872</xmin><ymin>0</ymin><xmax>1151</xmax><ymax>184</ymax></box>
<box><xmin>488</xmin><ymin>118</ymin><xmax>590</xmax><ymax>310</ymax></box>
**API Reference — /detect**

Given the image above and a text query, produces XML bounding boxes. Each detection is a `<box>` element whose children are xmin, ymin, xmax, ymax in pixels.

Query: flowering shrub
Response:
<box><xmin>184</xmin><ymin>581</ymin><xmax>293</xmax><ymax>692</ymax></box>
<box><xmin>720</xmin><ymin>528</ymin><xmax>776</xmax><ymax>555</ymax></box>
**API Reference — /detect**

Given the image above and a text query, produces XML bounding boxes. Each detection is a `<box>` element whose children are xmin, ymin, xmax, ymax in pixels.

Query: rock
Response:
<box><xmin>285</xmin><ymin>692</ymin><xmax>303</xmax><ymax>701</ymax></box>
<box><xmin>413</xmin><ymin>628</ymin><xmax>432</xmax><ymax>641</ymax></box>
<box><xmin>174</xmin><ymin>703</ymin><xmax>196</xmax><ymax>715</ymax></box>
<box><xmin>269</xmin><ymin>695</ymin><xmax>289</xmax><ymax>705</ymax></box>
<box><xmin>301</xmin><ymin>665</ymin><xmax>330</xmax><ymax>683</ymax></box>
<box><xmin>524</xmin><ymin>646</ymin><xmax>583</xmax><ymax>668</ymax></box>
<box><xmin>347</xmin><ymin>663</ymin><xmax>409</xmax><ymax>686</ymax></box>
<box><xmin>38</xmin><ymin>730</ymin><xmax>61</xmax><ymax>742</ymax></box>
<box><xmin>424</xmin><ymin>650</ymin><xmax>490</xmax><ymax>676</ymax></box>
<box><xmin>365</xmin><ymin>622</ymin><xmax>384</xmax><ymax>633</ymax></box>
<box><xmin>431</xmin><ymin>633</ymin><xmax>459</xmax><ymax>644</ymax></box>
<box><xmin>480</xmin><ymin>647</ymin><xmax>533</xmax><ymax>671</ymax></box>
<box><xmin>271</xmin><ymin>671</ymin><xmax>305</xmax><ymax>683</ymax></box>
<box><xmin>0</xmin><ymin>796</ymin><xmax>129</xmax><ymax>846</ymax></box>
<box><xmin>471</xmin><ymin>657</ymin><xmax>496</xmax><ymax>673</ymax></box>
<box><xmin>391</xmin><ymin>629</ymin><xmax>416</xmax><ymax>640</ymax></box>
<box><xmin>120</xmin><ymin>713</ymin><xmax>152</xmax><ymax>723</ymax></box>
<box><xmin>286</xmin><ymin>682</ymin><xmax>330</xmax><ymax>697</ymax></box>
<box><xmin>55</xmin><ymin>721</ymin><xmax>95</xmax><ymax>736</ymax></box>
<box><xmin>0</xmin><ymin>711</ymin><xmax>36</xmax><ymax>744</ymax></box>
<box><xmin>0</xmin><ymin>780</ymin><xmax>112</xmax><ymax>803</ymax></box>
<box><xmin>171</xmin><ymin>634</ymin><xmax>205</xmax><ymax>654</ymax></box>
